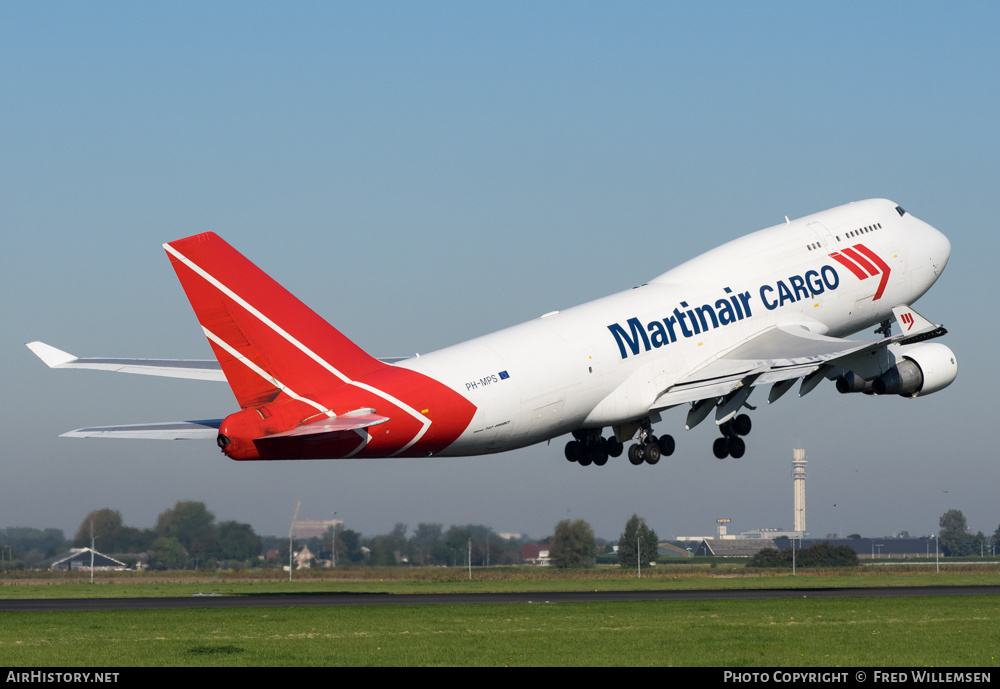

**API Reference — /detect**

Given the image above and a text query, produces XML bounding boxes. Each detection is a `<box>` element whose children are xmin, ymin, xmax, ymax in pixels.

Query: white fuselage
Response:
<box><xmin>398</xmin><ymin>199</ymin><xmax>950</xmax><ymax>456</ymax></box>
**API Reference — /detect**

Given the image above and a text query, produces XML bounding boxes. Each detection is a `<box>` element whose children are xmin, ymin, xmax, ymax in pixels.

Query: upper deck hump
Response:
<box><xmin>650</xmin><ymin>199</ymin><xmax>898</xmax><ymax>287</ymax></box>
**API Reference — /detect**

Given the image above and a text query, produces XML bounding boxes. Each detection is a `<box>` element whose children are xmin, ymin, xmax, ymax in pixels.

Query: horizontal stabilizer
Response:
<box><xmin>27</xmin><ymin>342</ymin><xmax>407</xmax><ymax>382</ymax></box>
<box><xmin>26</xmin><ymin>341</ymin><xmax>226</xmax><ymax>381</ymax></box>
<box><xmin>61</xmin><ymin>420</ymin><xmax>223</xmax><ymax>440</ymax></box>
<box><xmin>256</xmin><ymin>409</ymin><xmax>390</xmax><ymax>441</ymax></box>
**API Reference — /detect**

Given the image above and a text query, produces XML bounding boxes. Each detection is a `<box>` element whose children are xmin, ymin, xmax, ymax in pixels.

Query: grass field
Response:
<box><xmin>2</xmin><ymin>566</ymin><xmax>998</xmax><ymax>666</ymax></box>
<box><xmin>2</xmin><ymin>597</ymin><xmax>998</xmax><ymax>666</ymax></box>
<box><xmin>3</xmin><ymin>563</ymin><xmax>999</xmax><ymax>598</ymax></box>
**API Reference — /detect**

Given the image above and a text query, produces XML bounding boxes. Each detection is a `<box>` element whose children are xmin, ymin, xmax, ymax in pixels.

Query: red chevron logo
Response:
<box><xmin>828</xmin><ymin>244</ymin><xmax>891</xmax><ymax>301</ymax></box>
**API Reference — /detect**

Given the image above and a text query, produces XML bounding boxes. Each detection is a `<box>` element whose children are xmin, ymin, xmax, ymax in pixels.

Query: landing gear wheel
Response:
<box><xmin>565</xmin><ymin>441</ymin><xmax>579</xmax><ymax>462</ymax></box>
<box><xmin>657</xmin><ymin>434</ymin><xmax>675</xmax><ymax>457</ymax></box>
<box><xmin>628</xmin><ymin>444</ymin><xmax>644</xmax><ymax>465</ymax></box>
<box><xmin>568</xmin><ymin>430</ymin><xmax>617</xmax><ymax>467</ymax></box>
<box><xmin>644</xmin><ymin>442</ymin><xmax>661</xmax><ymax>465</ymax></box>
<box><xmin>713</xmin><ymin>437</ymin><xmax>729</xmax><ymax>459</ymax></box>
<box><xmin>586</xmin><ymin>444</ymin><xmax>607</xmax><ymax>466</ymax></box>
<box><xmin>727</xmin><ymin>436</ymin><xmax>745</xmax><ymax>459</ymax></box>
<box><xmin>734</xmin><ymin>414</ymin><xmax>752</xmax><ymax>436</ymax></box>
<box><xmin>606</xmin><ymin>437</ymin><xmax>624</xmax><ymax>458</ymax></box>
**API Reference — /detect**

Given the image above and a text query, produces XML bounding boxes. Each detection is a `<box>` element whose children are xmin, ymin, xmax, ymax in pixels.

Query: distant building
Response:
<box><xmin>293</xmin><ymin>545</ymin><xmax>315</xmax><ymax>569</ymax></box>
<box><xmin>658</xmin><ymin>542</ymin><xmax>694</xmax><ymax>558</ymax></box>
<box><xmin>740</xmin><ymin>528</ymin><xmax>804</xmax><ymax>540</ymax></box>
<box><xmin>48</xmin><ymin>548</ymin><xmax>128</xmax><ymax>572</ymax></box>
<box><xmin>695</xmin><ymin>539</ymin><xmax>777</xmax><ymax>557</ymax></box>
<box><xmin>293</xmin><ymin>519</ymin><xmax>342</xmax><ymax>540</ymax></box>
<box><xmin>792</xmin><ymin>538</ymin><xmax>935</xmax><ymax>559</ymax></box>
<box><xmin>520</xmin><ymin>544</ymin><xmax>551</xmax><ymax>566</ymax></box>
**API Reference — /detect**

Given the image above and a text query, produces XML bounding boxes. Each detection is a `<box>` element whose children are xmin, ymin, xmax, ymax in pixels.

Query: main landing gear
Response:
<box><xmin>564</xmin><ymin>429</ymin><xmax>621</xmax><ymax>466</ymax></box>
<box><xmin>564</xmin><ymin>420</ymin><xmax>675</xmax><ymax>467</ymax></box>
<box><xmin>712</xmin><ymin>413</ymin><xmax>752</xmax><ymax>459</ymax></box>
<box><xmin>627</xmin><ymin>419</ymin><xmax>675</xmax><ymax>466</ymax></box>
<box><xmin>565</xmin><ymin>411</ymin><xmax>753</xmax><ymax>465</ymax></box>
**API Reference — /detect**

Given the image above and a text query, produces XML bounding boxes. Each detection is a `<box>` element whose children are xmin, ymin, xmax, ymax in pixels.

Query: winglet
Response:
<box><xmin>891</xmin><ymin>305</ymin><xmax>947</xmax><ymax>344</ymax></box>
<box><xmin>892</xmin><ymin>305</ymin><xmax>934</xmax><ymax>335</ymax></box>
<box><xmin>26</xmin><ymin>341</ymin><xmax>78</xmax><ymax>368</ymax></box>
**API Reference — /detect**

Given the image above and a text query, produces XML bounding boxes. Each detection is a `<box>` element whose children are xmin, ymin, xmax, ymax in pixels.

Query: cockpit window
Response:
<box><xmin>896</xmin><ymin>205</ymin><xmax>906</xmax><ymax>217</ymax></box>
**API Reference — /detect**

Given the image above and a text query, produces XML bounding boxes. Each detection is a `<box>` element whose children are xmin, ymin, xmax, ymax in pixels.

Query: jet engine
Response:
<box><xmin>872</xmin><ymin>343</ymin><xmax>957</xmax><ymax>397</ymax></box>
<box><xmin>838</xmin><ymin>343</ymin><xmax>957</xmax><ymax>398</ymax></box>
<box><xmin>836</xmin><ymin>371</ymin><xmax>874</xmax><ymax>394</ymax></box>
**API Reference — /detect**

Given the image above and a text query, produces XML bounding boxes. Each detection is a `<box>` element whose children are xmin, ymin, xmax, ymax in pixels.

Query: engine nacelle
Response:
<box><xmin>836</xmin><ymin>371</ymin><xmax>874</xmax><ymax>394</ymax></box>
<box><xmin>872</xmin><ymin>343</ymin><xmax>958</xmax><ymax>398</ymax></box>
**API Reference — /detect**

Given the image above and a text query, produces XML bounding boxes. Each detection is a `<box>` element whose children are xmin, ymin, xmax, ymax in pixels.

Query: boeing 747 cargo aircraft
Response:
<box><xmin>28</xmin><ymin>199</ymin><xmax>955</xmax><ymax>464</ymax></box>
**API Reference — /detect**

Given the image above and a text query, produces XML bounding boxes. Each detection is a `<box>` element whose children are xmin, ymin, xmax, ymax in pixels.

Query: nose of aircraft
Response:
<box><xmin>906</xmin><ymin>210</ymin><xmax>951</xmax><ymax>277</ymax></box>
<box><xmin>937</xmin><ymin>228</ymin><xmax>950</xmax><ymax>270</ymax></box>
<box><xmin>925</xmin><ymin>219</ymin><xmax>951</xmax><ymax>275</ymax></box>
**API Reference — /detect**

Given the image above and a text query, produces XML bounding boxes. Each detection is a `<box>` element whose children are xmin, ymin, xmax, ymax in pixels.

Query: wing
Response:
<box><xmin>26</xmin><ymin>341</ymin><xmax>408</xmax><ymax>381</ymax></box>
<box><xmin>652</xmin><ymin>325</ymin><xmax>884</xmax><ymax>408</ymax></box>
<box><xmin>650</xmin><ymin>305</ymin><xmax>946</xmax><ymax>427</ymax></box>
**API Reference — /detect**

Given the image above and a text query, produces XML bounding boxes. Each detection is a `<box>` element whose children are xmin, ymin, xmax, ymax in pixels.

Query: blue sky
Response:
<box><xmin>3</xmin><ymin>2</ymin><xmax>998</xmax><ymax>543</ymax></box>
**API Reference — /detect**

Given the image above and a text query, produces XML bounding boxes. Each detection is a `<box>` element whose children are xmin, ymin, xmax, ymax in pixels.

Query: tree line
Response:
<box><xmin>3</xmin><ymin>506</ymin><xmax>996</xmax><ymax>571</ymax></box>
<box><xmin>748</xmin><ymin>542</ymin><xmax>860</xmax><ymax>568</ymax></box>
<box><xmin>72</xmin><ymin>502</ymin><xmax>261</xmax><ymax>570</ymax></box>
<box><xmin>1</xmin><ymin>505</ymin><xmax>657</xmax><ymax>571</ymax></box>
<box><xmin>0</xmin><ymin>503</ymin><xmax>269</xmax><ymax>571</ymax></box>
<box><xmin>546</xmin><ymin>514</ymin><xmax>659</xmax><ymax>569</ymax></box>
<box><xmin>1</xmin><ymin>504</ymin><xmax>544</xmax><ymax>571</ymax></box>
<box><xmin>938</xmin><ymin>509</ymin><xmax>997</xmax><ymax>557</ymax></box>
<box><xmin>327</xmin><ymin>522</ymin><xmax>528</xmax><ymax>567</ymax></box>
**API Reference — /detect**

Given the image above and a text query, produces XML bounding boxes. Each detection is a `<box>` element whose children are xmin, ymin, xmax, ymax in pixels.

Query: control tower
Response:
<box><xmin>792</xmin><ymin>449</ymin><xmax>807</xmax><ymax>534</ymax></box>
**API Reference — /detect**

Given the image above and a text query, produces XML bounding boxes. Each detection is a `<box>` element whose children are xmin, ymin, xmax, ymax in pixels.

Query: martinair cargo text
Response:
<box><xmin>28</xmin><ymin>199</ymin><xmax>955</xmax><ymax>464</ymax></box>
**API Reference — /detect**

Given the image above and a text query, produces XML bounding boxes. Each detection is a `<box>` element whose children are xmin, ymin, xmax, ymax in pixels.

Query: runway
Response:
<box><xmin>3</xmin><ymin>585</ymin><xmax>998</xmax><ymax>612</ymax></box>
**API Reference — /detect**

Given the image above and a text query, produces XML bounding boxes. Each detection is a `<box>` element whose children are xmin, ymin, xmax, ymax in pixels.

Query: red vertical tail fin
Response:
<box><xmin>164</xmin><ymin>232</ymin><xmax>387</xmax><ymax>410</ymax></box>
